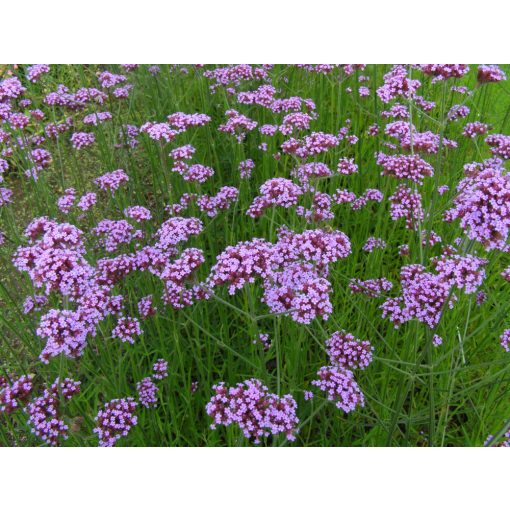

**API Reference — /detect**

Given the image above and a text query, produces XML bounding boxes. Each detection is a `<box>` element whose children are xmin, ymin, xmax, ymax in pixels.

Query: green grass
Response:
<box><xmin>1</xmin><ymin>64</ymin><xmax>510</xmax><ymax>446</ymax></box>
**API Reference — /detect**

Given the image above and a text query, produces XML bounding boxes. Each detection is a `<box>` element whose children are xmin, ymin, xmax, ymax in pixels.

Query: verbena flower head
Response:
<box><xmin>377</xmin><ymin>65</ymin><xmax>421</xmax><ymax>103</ymax></box>
<box><xmin>444</xmin><ymin>164</ymin><xmax>510</xmax><ymax>250</ymax></box>
<box><xmin>140</xmin><ymin>122</ymin><xmax>177</xmax><ymax>143</ymax></box>
<box><xmin>253</xmin><ymin>333</ymin><xmax>271</xmax><ymax>350</ymax></box>
<box><xmin>95</xmin><ymin>169</ymin><xmax>129</xmax><ymax>193</ymax></box>
<box><xmin>485</xmin><ymin>134</ymin><xmax>510</xmax><ymax>159</ymax></box>
<box><xmin>112</xmin><ymin>316</ymin><xmax>142</xmax><ymax>344</ymax></box>
<box><xmin>238</xmin><ymin>159</ymin><xmax>255</xmax><ymax>179</ymax></box>
<box><xmin>433</xmin><ymin>254</ymin><xmax>488</xmax><ymax>294</ymax></box>
<box><xmin>137</xmin><ymin>377</ymin><xmax>159</xmax><ymax>408</ymax></box>
<box><xmin>25</xmin><ymin>378</ymin><xmax>80</xmax><ymax>446</ymax></box>
<box><xmin>281</xmin><ymin>131</ymin><xmax>338</xmax><ymax>159</ymax></box>
<box><xmin>389</xmin><ymin>184</ymin><xmax>424</xmax><ymax>229</ymax></box>
<box><xmin>311</xmin><ymin>366</ymin><xmax>365</xmax><ymax>412</ymax></box>
<box><xmin>98</xmin><ymin>71</ymin><xmax>127</xmax><ymax>88</ymax></box>
<box><xmin>93</xmin><ymin>397</ymin><xmax>138</xmax><ymax>447</ymax></box>
<box><xmin>432</xmin><ymin>334</ymin><xmax>443</xmax><ymax>347</ymax></box>
<box><xmin>247</xmin><ymin>178</ymin><xmax>303</xmax><ymax>218</ymax></box>
<box><xmin>477</xmin><ymin>65</ymin><xmax>506</xmax><ymax>84</ymax></box>
<box><xmin>363</xmin><ymin>237</ymin><xmax>387</xmax><ymax>253</ymax></box>
<box><xmin>77</xmin><ymin>192</ymin><xmax>97</xmax><ymax>211</ymax></box>
<box><xmin>500</xmin><ymin>329</ymin><xmax>510</xmax><ymax>352</ymax></box>
<box><xmin>0</xmin><ymin>375</ymin><xmax>34</xmax><ymax>413</ymax></box>
<box><xmin>206</xmin><ymin>379</ymin><xmax>299</xmax><ymax>443</ymax></box>
<box><xmin>208</xmin><ymin>238</ymin><xmax>273</xmax><ymax>295</ymax></box>
<box><xmin>0</xmin><ymin>76</ymin><xmax>26</xmax><ymax>100</ymax></box>
<box><xmin>124</xmin><ymin>206</ymin><xmax>152</xmax><ymax>223</ymax></box>
<box><xmin>152</xmin><ymin>359</ymin><xmax>169</xmax><ymax>380</ymax></box>
<box><xmin>463</xmin><ymin>122</ymin><xmax>489</xmax><ymax>138</ymax></box>
<box><xmin>37</xmin><ymin>309</ymin><xmax>90</xmax><ymax>363</ymax></box>
<box><xmin>325</xmin><ymin>331</ymin><xmax>373</xmax><ymax>370</ymax></box>
<box><xmin>218</xmin><ymin>109</ymin><xmax>257</xmax><ymax>143</ymax></box>
<box><xmin>381</xmin><ymin>264</ymin><xmax>455</xmax><ymax>329</ymax></box>
<box><xmin>70</xmin><ymin>132</ymin><xmax>95</xmax><ymax>150</ymax></box>
<box><xmin>83</xmin><ymin>111</ymin><xmax>112</xmax><ymax>126</ymax></box>
<box><xmin>0</xmin><ymin>187</ymin><xmax>13</xmax><ymax>207</ymax></box>
<box><xmin>138</xmin><ymin>295</ymin><xmax>156</xmax><ymax>318</ymax></box>
<box><xmin>419</xmin><ymin>64</ymin><xmax>469</xmax><ymax>81</ymax></box>
<box><xmin>349</xmin><ymin>277</ymin><xmax>393</xmax><ymax>298</ymax></box>
<box><xmin>377</xmin><ymin>153</ymin><xmax>433</xmax><ymax>184</ymax></box>
<box><xmin>57</xmin><ymin>188</ymin><xmax>76</xmax><ymax>214</ymax></box>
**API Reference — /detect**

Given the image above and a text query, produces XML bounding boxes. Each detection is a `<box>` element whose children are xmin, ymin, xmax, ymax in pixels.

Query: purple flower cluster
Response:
<box><xmin>112</xmin><ymin>316</ymin><xmax>142</xmax><ymax>344</ymax></box>
<box><xmin>153</xmin><ymin>359</ymin><xmax>169</xmax><ymax>380</ymax></box>
<box><xmin>477</xmin><ymin>65</ymin><xmax>506</xmax><ymax>84</ymax></box>
<box><xmin>253</xmin><ymin>333</ymin><xmax>271</xmax><ymax>350</ymax></box>
<box><xmin>485</xmin><ymin>134</ymin><xmax>510</xmax><ymax>159</ymax></box>
<box><xmin>463</xmin><ymin>122</ymin><xmax>489</xmax><ymax>138</ymax></box>
<box><xmin>206</xmin><ymin>379</ymin><xmax>299</xmax><ymax>443</ymax></box>
<box><xmin>37</xmin><ymin>309</ymin><xmax>90</xmax><ymax>363</ymax></box>
<box><xmin>197</xmin><ymin>186</ymin><xmax>238</xmax><ymax>217</ymax></box>
<box><xmin>171</xmin><ymin>162</ymin><xmax>215</xmax><ymax>183</ymax></box>
<box><xmin>137</xmin><ymin>377</ymin><xmax>159</xmax><ymax>408</ymax></box>
<box><xmin>351</xmin><ymin>188</ymin><xmax>384</xmax><ymax>210</ymax></box>
<box><xmin>167</xmin><ymin>112</ymin><xmax>211</xmax><ymax>130</ymax></box>
<box><xmin>311</xmin><ymin>366</ymin><xmax>365</xmax><ymax>412</ymax></box>
<box><xmin>98</xmin><ymin>71</ymin><xmax>127</xmax><ymax>89</ymax></box>
<box><xmin>70</xmin><ymin>132</ymin><xmax>95</xmax><ymax>150</ymax></box>
<box><xmin>95</xmin><ymin>169</ymin><xmax>129</xmax><ymax>193</ymax></box>
<box><xmin>25</xmin><ymin>378</ymin><xmax>81</xmax><ymax>446</ymax></box>
<box><xmin>26</xmin><ymin>64</ymin><xmax>51</xmax><ymax>82</ymax></box>
<box><xmin>83</xmin><ymin>111</ymin><xmax>112</xmax><ymax>125</ymax></box>
<box><xmin>0</xmin><ymin>375</ymin><xmax>34</xmax><ymax>413</ymax></box>
<box><xmin>281</xmin><ymin>131</ymin><xmax>338</xmax><ymax>159</ymax></box>
<box><xmin>138</xmin><ymin>295</ymin><xmax>156</xmax><ymax>318</ymax></box>
<box><xmin>447</xmin><ymin>104</ymin><xmax>470</xmax><ymax>122</ymax></box>
<box><xmin>389</xmin><ymin>184</ymin><xmax>424</xmax><ymax>230</ymax></box>
<box><xmin>337</xmin><ymin>157</ymin><xmax>358</xmax><ymax>175</ymax></box>
<box><xmin>381</xmin><ymin>264</ymin><xmax>458</xmax><ymax>329</ymax></box>
<box><xmin>92</xmin><ymin>219</ymin><xmax>137</xmax><ymax>252</ymax></box>
<box><xmin>77</xmin><ymin>192</ymin><xmax>97</xmax><ymax>211</ymax></box>
<box><xmin>325</xmin><ymin>331</ymin><xmax>373</xmax><ymax>370</ymax></box>
<box><xmin>161</xmin><ymin>248</ymin><xmax>205</xmax><ymax>308</ymax></box>
<box><xmin>247</xmin><ymin>178</ymin><xmax>303</xmax><ymax>218</ymax></box>
<box><xmin>0</xmin><ymin>187</ymin><xmax>13</xmax><ymax>207</ymax></box>
<box><xmin>500</xmin><ymin>329</ymin><xmax>510</xmax><ymax>352</ymax></box>
<box><xmin>124</xmin><ymin>205</ymin><xmax>152</xmax><ymax>223</ymax></box>
<box><xmin>419</xmin><ymin>64</ymin><xmax>469</xmax><ymax>81</ymax></box>
<box><xmin>433</xmin><ymin>254</ymin><xmax>488</xmax><ymax>294</ymax></box>
<box><xmin>377</xmin><ymin>65</ymin><xmax>421</xmax><ymax>103</ymax></box>
<box><xmin>57</xmin><ymin>188</ymin><xmax>76</xmax><ymax>214</ymax></box>
<box><xmin>218</xmin><ymin>109</ymin><xmax>257</xmax><ymax>142</ymax></box>
<box><xmin>445</xmin><ymin>164</ymin><xmax>510</xmax><ymax>250</ymax></box>
<box><xmin>349</xmin><ymin>277</ymin><xmax>393</xmax><ymax>298</ymax></box>
<box><xmin>208</xmin><ymin>238</ymin><xmax>273</xmax><ymax>295</ymax></box>
<box><xmin>363</xmin><ymin>237</ymin><xmax>387</xmax><ymax>253</ymax></box>
<box><xmin>93</xmin><ymin>397</ymin><xmax>138</xmax><ymax>447</ymax></box>
<box><xmin>238</xmin><ymin>159</ymin><xmax>255</xmax><ymax>179</ymax></box>
<box><xmin>296</xmin><ymin>191</ymin><xmax>334</xmax><ymax>223</ymax></box>
<box><xmin>208</xmin><ymin>228</ymin><xmax>351</xmax><ymax>324</ymax></box>
<box><xmin>377</xmin><ymin>153</ymin><xmax>433</xmax><ymax>184</ymax></box>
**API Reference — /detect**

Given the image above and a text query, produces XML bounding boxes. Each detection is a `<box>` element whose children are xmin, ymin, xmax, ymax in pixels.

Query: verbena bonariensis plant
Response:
<box><xmin>1</xmin><ymin>64</ymin><xmax>510</xmax><ymax>447</ymax></box>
